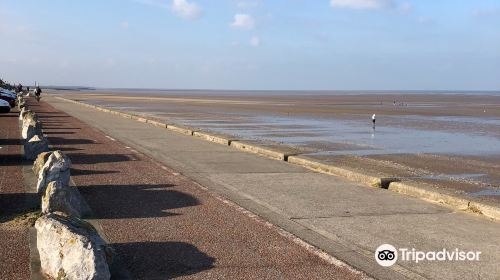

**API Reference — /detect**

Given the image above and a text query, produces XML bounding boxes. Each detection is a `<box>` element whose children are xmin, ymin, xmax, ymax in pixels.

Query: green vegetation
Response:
<box><xmin>0</xmin><ymin>78</ymin><xmax>15</xmax><ymax>90</ymax></box>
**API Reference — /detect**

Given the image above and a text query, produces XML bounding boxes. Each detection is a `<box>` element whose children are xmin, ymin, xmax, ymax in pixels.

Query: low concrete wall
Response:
<box><xmin>167</xmin><ymin>124</ymin><xmax>195</xmax><ymax>136</ymax></box>
<box><xmin>287</xmin><ymin>155</ymin><xmax>384</xmax><ymax>187</ymax></box>
<box><xmin>230</xmin><ymin>141</ymin><xmax>296</xmax><ymax>161</ymax></box>
<box><xmin>193</xmin><ymin>131</ymin><xmax>236</xmax><ymax>146</ymax></box>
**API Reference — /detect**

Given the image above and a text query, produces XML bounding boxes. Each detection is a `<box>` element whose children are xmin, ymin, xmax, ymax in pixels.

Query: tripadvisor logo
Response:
<box><xmin>375</xmin><ymin>244</ymin><xmax>398</xmax><ymax>267</ymax></box>
<box><xmin>375</xmin><ymin>244</ymin><xmax>481</xmax><ymax>267</ymax></box>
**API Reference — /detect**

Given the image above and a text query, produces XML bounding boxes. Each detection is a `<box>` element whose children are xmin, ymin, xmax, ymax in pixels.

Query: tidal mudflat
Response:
<box><xmin>51</xmin><ymin>89</ymin><xmax>500</xmax><ymax>204</ymax></box>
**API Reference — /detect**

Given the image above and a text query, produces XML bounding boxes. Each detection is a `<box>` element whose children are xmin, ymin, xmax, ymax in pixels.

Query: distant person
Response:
<box><xmin>35</xmin><ymin>86</ymin><xmax>42</xmax><ymax>102</ymax></box>
<box><xmin>372</xmin><ymin>113</ymin><xmax>376</xmax><ymax>129</ymax></box>
<box><xmin>17</xmin><ymin>83</ymin><xmax>23</xmax><ymax>93</ymax></box>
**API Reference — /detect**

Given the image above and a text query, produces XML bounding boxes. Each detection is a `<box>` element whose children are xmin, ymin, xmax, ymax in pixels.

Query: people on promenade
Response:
<box><xmin>35</xmin><ymin>86</ymin><xmax>42</xmax><ymax>102</ymax></box>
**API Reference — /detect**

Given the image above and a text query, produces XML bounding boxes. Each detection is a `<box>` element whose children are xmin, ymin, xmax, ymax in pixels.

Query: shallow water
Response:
<box><xmin>180</xmin><ymin>114</ymin><xmax>500</xmax><ymax>156</ymax></box>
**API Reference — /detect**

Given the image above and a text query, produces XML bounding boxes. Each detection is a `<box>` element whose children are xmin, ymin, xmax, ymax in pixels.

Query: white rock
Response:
<box><xmin>22</xmin><ymin>114</ymin><xmax>43</xmax><ymax>140</ymax></box>
<box><xmin>33</xmin><ymin>151</ymin><xmax>52</xmax><ymax>176</ymax></box>
<box><xmin>19</xmin><ymin>107</ymin><xmax>28</xmax><ymax>121</ymax></box>
<box><xmin>35</xmin><ymin>213</ymin><xmax>112</xmax><ymax>280</ymax></box>
<box><xmin>24</xmin><ymin>135</ymin><xmax>49</xmax><ymax>160</ymax></box>
<box><xmin>42</xmin><ymin>180</ymin><xmax>82</xmax><ymax>218</ymax></box>
<box><xmin>37</xmin><ymin>151</ymin><xmax>72</xmax><ymax>194</ymax></box>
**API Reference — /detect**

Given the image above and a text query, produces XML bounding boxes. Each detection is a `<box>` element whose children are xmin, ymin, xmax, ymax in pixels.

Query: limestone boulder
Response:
<box><xmin>35</xmin><ymin>213</ymin><xmax>112</xmax><ymax>280</ymax></box>
<box><xmin>33</xmin><ymin>151</ymin><xmax>52</xmax><ymax>176</ymax></box>
<box><xmin>22</xmin><ymin>116</ymin><xmax>43</xmax><ymax>140</ymax></box>
<box><xmin>36</xmin><ymin>151</ymin><xmax>72</xmax><ymax>194</ymax></box>
<box><xmin>42</xmin><ymin>180</ymin><xmax>82</xmax><ymax>218</ymax></box>
<box><xmin>22</xmin><ymin>110</ymin><xmax>38</xmax><ymax>123</ymax></box>
<box><xmin>19</xmin><ymin>107</ymin><xmax>29</xmax><ymax>121</ymax></box>
<box><xmin>24</xmin><ymin>135</ymin><xmax>50</xmax><ymax>160</ymax></box>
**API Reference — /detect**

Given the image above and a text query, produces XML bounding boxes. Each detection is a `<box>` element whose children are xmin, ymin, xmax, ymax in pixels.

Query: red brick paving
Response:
<box><xmin>0</xmin><ymin>108</ymin><xmax>31</xmax><ymax>280</ymax></box>
<box><xmin>30</xmin><ymin>99</ymin><xmax>364</xmax><ymax>280</ymax></box>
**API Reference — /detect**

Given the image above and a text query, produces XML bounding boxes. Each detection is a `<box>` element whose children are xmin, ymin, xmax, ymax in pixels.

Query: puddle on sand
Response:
<box><xmin>417</xmin><ymin>173</ymin><xmax>487</xmax><ymax>181</ymax></box>
<box><xmin>468</xmin><ymin>190</ymin><xmax>500</xmax><ymax>197</ymax></box>
<box><xmin>184</xmin><ymin>114</ymin><xmax>500</xmax><ymax>157</ymax></box>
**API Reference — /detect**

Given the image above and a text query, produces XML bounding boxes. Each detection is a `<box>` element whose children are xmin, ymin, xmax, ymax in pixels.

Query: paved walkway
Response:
<box><xmin>31</xmin><ymin>99</ymin><xmax>364</xmax><ymax>279</ymax></box>
<box><xmin>0</xmin><ymin>108</ymin><xmax>32</xmax><ymax>279</ymax></box>
<box><xmin>44</xmin><ymin>96</ymin><xmax>500</xmax><ymax>280</ymax></box>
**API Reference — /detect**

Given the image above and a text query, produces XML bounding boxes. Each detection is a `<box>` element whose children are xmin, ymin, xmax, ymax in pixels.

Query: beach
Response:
<box><xmin>49</xmin><ymin>89</ymin><xmax>500</xmax><ymax>205</ymax></box>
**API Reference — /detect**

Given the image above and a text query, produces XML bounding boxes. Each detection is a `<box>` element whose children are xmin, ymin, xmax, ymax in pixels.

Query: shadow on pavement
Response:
<box><xmin>43</xmin><ymin>131</ymin><xmax>75</xmax><ymax>135</ymax></box>
<box><xmin>0</xmin><ymin>154</ymin><xmax>25</xmax><ymax>166</ymax></box>
<box><xmin>0</xmin><ymin>192</ymin><xmax>40</xmax><ymax>223</ymax></box>
<box><xmin>41</xmin><ymin>127</ymin><xmax>81</xmax><ymax>130</ymax></box>
<box><xmin>46</xmin><ymin>137</ymin><xmax>96</xmax><ymax>145</ymax></box>
<box><xmin>78</xmin><ymin>184</ymin><xmax>199</xmax><ymax>219</ymax></box>
<box><xmin>70</xmin><ymin>168</ymin><xmax>119</xmax><ymax>176</ymax></box>
<box><xmin>0</xmin><ymin>138</ymin><xmax>21</xmax><ymax>145</ymax></box>
<box><xmin>68</xmin><ymin>153</ymin><xmax>133</xmax><ymax>164</ymax></box>
<box><xmin>112</xmin><ymin>241</ymin><xmax>215</xmax><ymax>279</ymax></box>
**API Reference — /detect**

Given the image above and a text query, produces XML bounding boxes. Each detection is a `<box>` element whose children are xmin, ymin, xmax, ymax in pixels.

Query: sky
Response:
<box><xmin>0</xmin><ymin>0</ymin><xmax>499</xmax><ymax>90</ymax></box>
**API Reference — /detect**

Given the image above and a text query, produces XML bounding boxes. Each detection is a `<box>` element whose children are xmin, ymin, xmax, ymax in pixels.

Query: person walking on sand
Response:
<box><xmin>372</xmin><ymin>113</ymin><xmax>376</xmax><ymax>129</ymax></box>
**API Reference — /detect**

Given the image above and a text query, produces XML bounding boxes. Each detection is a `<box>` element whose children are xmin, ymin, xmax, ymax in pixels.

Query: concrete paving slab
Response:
<box><xmin>300</xmin><ymin>213</ymin><xmax>500</xmax><ymax>280</ymax></box>
<box><xmin>202</xmin><ymin>172</ymin><xmax>451</xmax><ymax>218</ymax></box>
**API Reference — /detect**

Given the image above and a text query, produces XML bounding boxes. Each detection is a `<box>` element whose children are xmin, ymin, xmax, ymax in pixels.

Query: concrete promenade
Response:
<box><xmin>28</xmin><ymin>99</ymin><xmax>364</xmax><ymax>279</ymax></box>
<box><xmin>45</xmin><ymin>96</ymin><xmax>500</xmax><ymax>279</ymax></box>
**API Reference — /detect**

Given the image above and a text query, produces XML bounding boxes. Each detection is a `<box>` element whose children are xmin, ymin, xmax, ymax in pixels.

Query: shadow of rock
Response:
<box><xmin>0</xmin><ymin>192</ymin><xmax>40</xmax><ymax>223</ymax></box>
<box><xmin>0</xmin><ymin>154</ymin><xmax>24</xmax><ymax>166</ymax></box>
<box><xmin>71</xmin><ymin>168</ymin><xmax>119</xmax><ymax>176</ymax></box>
<box><xmin>0</xmin><ymin>138</ymin><xmax>21</xmax><ymax>145</ymax></box>
<box><xmin>43</xmin><ymin>131</ymin><xmax>75</xmax><ymax>135</ymax></box>
<box><xmin>47</xmin><ymin>137</ymin><xmax>96</xmax><ymax>145</ymax></box>
<box><xmin>42</xmin><ymin>127</ymin><xmax>80</xmax><ymax>130</ymax></box>
<box><xmin>78</xmin><ymin>184</ymin><xmax>199</xmax><ymax>219</ymax></box>
<box><xmin>68</xmin><ymin>153</ymin><xmax>133</xmax><ymax>164</ymax></box>
<box><xmin>111</xmin><ymin>241</ymin><xmax>215</xmax><ymax>279</ymax></box>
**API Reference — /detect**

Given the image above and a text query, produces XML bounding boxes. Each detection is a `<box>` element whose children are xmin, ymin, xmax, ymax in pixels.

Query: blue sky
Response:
<box><xmin>0</xmin><ymin>0</ymin><xmax>499</xmax><ymax>90</ymax></box>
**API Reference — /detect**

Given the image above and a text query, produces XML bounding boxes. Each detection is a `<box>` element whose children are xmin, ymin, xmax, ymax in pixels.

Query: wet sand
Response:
<box><xmin>49</xmin><ymin>89</ymin><xmax>500</xmax><ymax>204</ymax></box>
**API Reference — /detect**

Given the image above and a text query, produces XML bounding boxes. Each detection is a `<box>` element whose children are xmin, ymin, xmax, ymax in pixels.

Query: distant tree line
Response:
<box><xmin>0</xmin><ymin>78</ymin><xmax>15</xmax><ymax>90</ymax></box>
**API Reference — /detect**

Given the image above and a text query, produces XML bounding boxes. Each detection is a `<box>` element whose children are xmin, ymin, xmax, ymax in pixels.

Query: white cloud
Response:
<box><xmin>171</xmin><ymin>0</ymin><xmax>202</xmax><ymax>20</ymax></box>
<box><xmin>133</xmin><ymin>0</ymin><xmax>168</xmax><ymax>9</ymax></box>
<box><xmin>330</xmin><ymin>0</ymin><xmax>393</xmax><ymax>10</ymax></box>
<box><xmin>230</xmin><ymin>14</ymin><xmax>255</xmax><ymax>30</ymax></box>
<box><xmin>237</xmin><ymin>1</ymin><xmax>259</xmax><ymax>9</ymax></box>
<box><xmin>120</xmin><ymin>21</ymin><xmax>130</xmax><ymax>28</ymax></box>
<box><xmin>250</xmin><ymin>35</ymin><xmax>260</xmax><ymax>47</ymax></box>
<box><xmin>473</xmin><ymin>8</ymin><xmax>500</xmax><ymax>18</ymax></box>
<box><xmin>416</xmin><ymin>16</ymin><xmax>434</xmax><ymax>24</ymax></box>
<box><xmin>398</xmin><ymin>2</ymin><xmax>412</xmax><ymax>13</ymax></box>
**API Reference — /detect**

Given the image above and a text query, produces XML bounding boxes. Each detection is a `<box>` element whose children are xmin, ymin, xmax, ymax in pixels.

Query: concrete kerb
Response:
<box><xmin>51</xmin><ymin>96</ymin><xmax>500</xmax><ymax>222</ymax></box>
<box><xmin>389</xmin><ymin>181</ymin><xmax>500</xmax><ymax>221</ymax></box>
<box><xmin>147</xmin><ymin>119</ymin><xmax>168</xmax><ymax>128</ymax></box>
<box><xmin>166</xmin><ymin>124</ymin><xmax>195</xmax><ymax>136</ymax></box>
<box><xmin>193</xmin><ymin>131</ymin><xmax>238</xmax><ymax>146</ymax></box>
<box><xmin>230</xmin><ymin>141</ymin><xmax>303</xmax><ymax>161</ymax></box>
<box><xmin>287</xmin><ymin>156</ymin><xmax>389</xmax><ymax>187</ymax></box>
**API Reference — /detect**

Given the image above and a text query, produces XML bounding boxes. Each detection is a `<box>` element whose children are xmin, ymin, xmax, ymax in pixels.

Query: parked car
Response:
<box><xmin>0</xmin><ymin>92</ymin><xmax>15</xmax><ymax>107</ymax></box>
<box><xmin>0</xmin><ymin>99</ymin><xmax>10</xmax><ymax>113</ymax></box>
<box><xmin>0</xmin><ymin>88</ymin><xmax>16</xmax><ymax>98</ymax></box>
